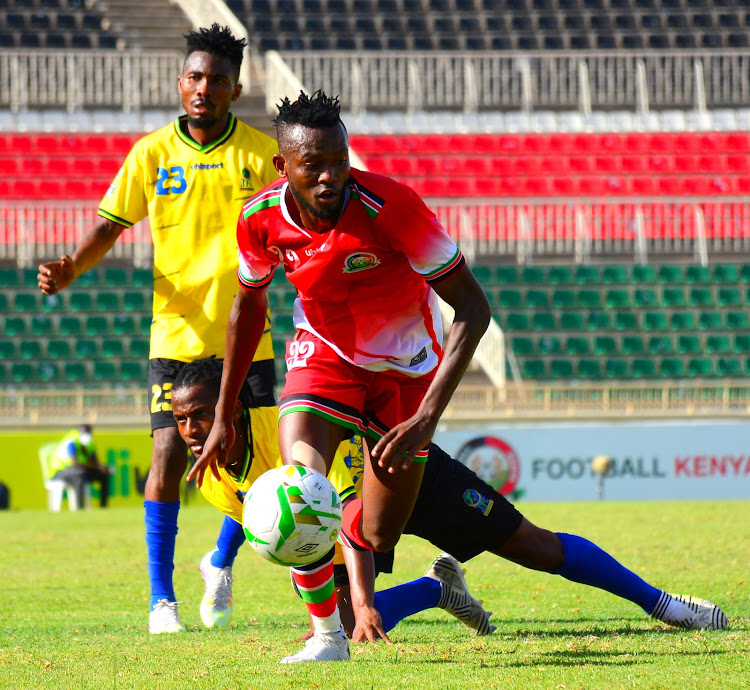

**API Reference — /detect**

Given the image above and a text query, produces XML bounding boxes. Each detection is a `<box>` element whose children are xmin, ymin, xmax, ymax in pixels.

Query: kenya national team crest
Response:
<box><xmin>343</xmin><ymin>252</ymin><xmax>380</xmax><ymax>273</ymax></box>
<box><xmin>456</xmin><ymin>436</ymin><xmax>522</xmax><ymax>496</ymax></box>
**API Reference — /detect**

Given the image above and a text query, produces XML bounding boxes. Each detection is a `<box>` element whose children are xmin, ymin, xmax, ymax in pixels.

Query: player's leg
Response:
<box><xmin>52</xmin><ymin>465</ymin><xmax>88</xmax><ymax>510</ymax></box>
<box><xmin>145</xmin><ymin>359</ymin><xmax>189</xmax><ymax>634</ymax></box>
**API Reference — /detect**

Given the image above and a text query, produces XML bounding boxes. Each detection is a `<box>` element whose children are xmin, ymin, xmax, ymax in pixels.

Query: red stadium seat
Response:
<box><xmin>420</xmin><ymin>134</ymin><xmax>453</xmax><ymax>154</ymax></box>
<box><xmin>62</xmin><ymin>179</ymin><xmax>92</xmax><ymax>199</ymax></box>
<box><xmin>474</xmin><ymin>177</ymin><xmax>499</xmax><ymax>196</ymax></box>
<box><xmin>673</xmin><ymin>154</ymin><xmax>700</xmax><ymax>173</ymax></box>
<box><xmin>46</xmin><ymin>157</ymin><xmax>72</xmax><ymax>176</ymax></box>
<box><xmin>460</xmin><ymin>134</ymin><xmax>497</xmax><ymax>154</ymax></box>
<box><xmin>0</xmin><ymin>179</ymin><xmax>10</xmax><ymax>197</ymax></box>
<box><xmin>648</xmin><ymin>132</ymin><xmax>676</xmax><ymax>152</ymax></box>
<box><xmin>698</xmin><ymin>154</ymin><xmax>726</xmax><ymax>173</ymax></box>
<box><xmin>699</xmin><ymin>132</ymin><xmax>726</xmax><ymax>152</ymax></box>
<box><xmin>95</xmin><ymin>157</ymin><xmax>122</xmax><ymax>178</ymax></box>
<box><xmin>109</xmin><ymin>135</ymin><xmax>138</xmax><ymax>155</ymax></box>
<box><xmin>604</xmin><ymin>175</ymin><xmax>631</xmax><ymax>195</ymax></box>
<box><xmin>727</xmin><ymin>154</ymin><xmax>750</xmax><ymax>173</ymax></box>
<box><xmin>548</xmin><ymin>133</ymin><xmax>575</xmax><ymax>154</ymax></box>
<box><xmin>632</xmin><ymin>176</ymin><xmax>657</xmax><ymax>195</ymax></box>
<box><xmin>727</xmin><ymin>132</ymin><xmax>750</xmax><ymax>152</ymax></box>
<box><xmin>9</xmin><ymin>135</ymin><xmax>32</xmax><ymax>155</ymax></box>
<box><xmin>515</xmin><ymin>155</ymin><xmax>542</xmax><ymax>175</ymax></box>
<box><xmin>33</xmin><ymin>135</ymin><xmax>61</xmax><ymax>155</ymax></box>
<box><xmin>525</xmin><ymin>176</ymin><xmax>552</xmax><ymax>195</ymax></box>
<box><xmin>657</xmin><ymin>176</ymin><xmax>684</xmax><ymax>195</ymax></box>
<box><xmin>540</xmin><ymin>155</ymin><xmax>569</xmax><ymax>175</ymax></box>
<box><xmin>551</xmin><ymin>176</ymin><xmax>576</xmax><ymax>195</ymax></box>
<box><xmin>0</xmin><ymin>156</ymin><xmax>20</xmax><ymax>175</ymax></box>
<box><xmin>593</xmin><ymin>154</ymin><xmax>621</xmax><ymax>174</ymax></box>
<box><xmin>577</xmin><ymin>175</ymin><xmax>606</xmax><ymax>195</ymax></box>
<box><xmin>20</xmin><ymin>158</ymin><xmax>44</xmax><ymax>176</ymax></box>
<box><xmin>489</xmin><ymin>157</ymin><xmax>516</xmax><ymax>176</ymax></box>
<box><xmin>11</xmin><ymin>178</ymin><xmax>38</xmax><ymax>197</ymax></box>
<box><xmin>572</xmin><ymin>133</ymin><xmax>601</xmax><ymax>153</ymax></box>
<box><xmin>621</xmin><ymin>155</ymin><xmax>647</xmax><ymax>173</ymax></box>
<box><xmin>599</xmin><ymin>133</ymin><xmax>625</xmax><ymax>152</ymax></box>
<box><xmin>675</xmin><ymin>132</ymin><xmax>701</xmax><ymax>153</ymax></box>
<box><xmin>647</xmin><ymin>154</ymin><xmax>673</xmax><ymax>173</ymax></box>
<box><xmin>624</xmin><ymin>132</ymin><xmax>651</xmax><ymax>153</ymax></box>
<box><xmin>569</xmin><ymin>155</ymin><xmax>594</xmax><ymax>173</ymax></box>
<box><xmin>521</xmin><ymin>134</ymin><xmax>548</xmax><ymax>153</ymax></box>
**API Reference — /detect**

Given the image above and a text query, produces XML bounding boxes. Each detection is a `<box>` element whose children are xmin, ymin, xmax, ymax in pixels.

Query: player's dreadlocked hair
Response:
<box><xmin>183</xmin><ymin>23</ymin><xmax>246</xmax><ymax>80</ymax></box>
<box><xmin>273</xmin><ymin>90</ymin><xmax>342</xmax><ymax>138</ymax></box>
<box><xmin>173</xmin><ymin>357</ymin><xmax>253</xmax><ymax>408</ymax></box>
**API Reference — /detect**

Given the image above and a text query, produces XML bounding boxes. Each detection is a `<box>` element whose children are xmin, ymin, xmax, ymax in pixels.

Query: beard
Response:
<box><xmin>187</xmin><ymin>115</ymin><xmax>218</xmax><ymax>130</ymax></box>
<box><xmin>288</xmin><ymin>177</ymin><xmax>344</xmax><ymax>221</ymax></box>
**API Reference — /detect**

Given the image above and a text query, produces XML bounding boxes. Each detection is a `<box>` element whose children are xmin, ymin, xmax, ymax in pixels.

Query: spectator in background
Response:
<box><xmin>49</xmin><ymin>424</ymin><xmax>110</xmax><ymax>508</ymax></box>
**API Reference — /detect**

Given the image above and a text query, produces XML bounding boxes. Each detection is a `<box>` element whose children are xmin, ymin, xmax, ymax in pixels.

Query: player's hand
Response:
<box><xmin>38</xmin><ymin>255</ymin><xmax>75</xmax><ymax>295</ymax></box>
<box><xmin>186</xmin><ymin>417</ymin><xmax>235</xmax><ymax>487</ymax></box>
<box><xmin>370</xmin><ymin>413</ymin><xmax>437</xmax><ymax>473</ymax></box>
<box><xmin>352</xmin><ymin>605</ymin><xmax>392</xmax><ymax>644</ymax></box>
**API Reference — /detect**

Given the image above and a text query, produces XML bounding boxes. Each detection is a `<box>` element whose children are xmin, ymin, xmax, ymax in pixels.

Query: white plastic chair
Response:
<box><xmin>38</xmin><ymin>443</ymin><xmax>91</xmax><ymax>512</ymax></box>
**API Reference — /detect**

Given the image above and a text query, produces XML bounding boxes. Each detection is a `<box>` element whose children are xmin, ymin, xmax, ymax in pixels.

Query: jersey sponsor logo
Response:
<box><xmin>190</xmin><ymin>162</ymin><xmax>224</xmax><ymax>170</ymax></box>
<box><xmin>462</xmin><ymin>489</ymin><xmax>494</xmax><ymax>516</ymax></box>
<box><xmin>156</xmin><ymin>166</ymin><xmax>187</xmax><ymax>195</ymax></box>
<box><xmin>343</xmin><ymin>252</ymin><xmax>380</xmax><ymax>273</ymax></box>
<box><xmin>410</xmin><ymin>347</ymin><xmax>427</xmax><ymax>367</ymax></box>
<box><xmin>456</xmin><ymin>436</ymin><xmax>522</xmax><ymax>496</ymax></box>
<box><xmin>240</xmin><ymin>167</ymin><xmax>254</xmax><ymax>190</ymax></box>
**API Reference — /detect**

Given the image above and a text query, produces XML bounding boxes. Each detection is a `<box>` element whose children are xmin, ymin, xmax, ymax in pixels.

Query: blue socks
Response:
<box><xmin>374</xmin><ymin>576</ymin><xmax>442</xmax><ymax>633</ymax></box>
<box><xmin>144</xmin><ymin>500</ymin><xmax>179</xmax><ymax>610</ymax></box>
<box><xmin>554</xmin><ymin>532</ymin><xmax>661</xmax><ymax>614</ymax></box>
<box><xmin>211</xmin><ymin>515</ymin><xmax>246</xmax><ymax>568</ymax></box>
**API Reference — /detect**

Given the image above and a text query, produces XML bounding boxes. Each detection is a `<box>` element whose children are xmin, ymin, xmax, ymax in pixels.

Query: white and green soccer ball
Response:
<box><xmin>242</xmin><ymin>465</ymin><xmax>342</xmax><ymax>567</ymax></box>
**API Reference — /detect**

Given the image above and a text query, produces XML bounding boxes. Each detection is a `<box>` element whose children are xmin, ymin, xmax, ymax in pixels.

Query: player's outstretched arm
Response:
<box><xmin>187</xmin><ymin>287</ymin><xmax>269</xmax><ymax>487</ymax></box>
<box><xmin>37</xmin><ymin>219</ymin><xmax>126</xmax><ymax>295</ymax></box>
<box><xmin>371</xmin><ymin>263</ymin><xmax>490</xmax><ymax>472</ymax></box>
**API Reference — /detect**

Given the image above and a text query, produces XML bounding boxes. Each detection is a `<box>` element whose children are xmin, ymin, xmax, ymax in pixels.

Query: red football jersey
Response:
<box><xmin>237</xmin><ymin>169</ymin><xmax>464</xmax><ymax>376</ymax></box>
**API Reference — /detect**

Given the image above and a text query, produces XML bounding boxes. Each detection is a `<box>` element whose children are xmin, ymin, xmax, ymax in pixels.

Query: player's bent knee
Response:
<box><xmin>496</xmin><ymin>519</ymin><xmax>564</xmax><ymax>573</ymax></box>
<box><xmin>361</xmin><ymin>525</ymin><xmax>402</xmax><ymax>553</ymax></box>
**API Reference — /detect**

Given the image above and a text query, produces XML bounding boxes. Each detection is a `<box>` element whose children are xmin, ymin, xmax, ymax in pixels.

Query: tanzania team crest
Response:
<box><xmin>456</xmin><ymin>436</ymin><xmax>522</xmax><ymax>496</ymax></box>
<box><xmin>343</xmin><ymin>252</ymin><xmax>380</xmax><ymax>273</ymax></box>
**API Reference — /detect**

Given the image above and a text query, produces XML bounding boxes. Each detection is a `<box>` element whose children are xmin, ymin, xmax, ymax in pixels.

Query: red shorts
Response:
<box><xmin>280</xmin><ymin>331</ymin><xmax>436</xmax><ymax>461</ymax></box>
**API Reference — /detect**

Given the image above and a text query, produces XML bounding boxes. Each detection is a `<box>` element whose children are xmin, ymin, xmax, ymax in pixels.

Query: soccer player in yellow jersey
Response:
<box><xmin>37</xmin><ymin>24</ymin><xmax>278</xmax><ymax>634</ymax></box>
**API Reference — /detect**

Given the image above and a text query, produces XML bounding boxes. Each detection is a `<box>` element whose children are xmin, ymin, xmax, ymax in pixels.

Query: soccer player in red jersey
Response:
<box><xmin>188</xmin><ymin>90</ymin><xmax>491</xmax><ymax>662</ymax></box>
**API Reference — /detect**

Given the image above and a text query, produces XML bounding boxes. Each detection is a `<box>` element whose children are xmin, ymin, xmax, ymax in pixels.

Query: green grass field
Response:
<box><xmin>2</xmin><ymin>500</ymin><xmax>748</xmax><ymax>689</ymax></box>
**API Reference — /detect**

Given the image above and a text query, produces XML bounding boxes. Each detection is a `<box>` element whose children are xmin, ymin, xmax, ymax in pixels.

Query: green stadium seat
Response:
<box><xmin>102</xmin><ymin>339</ymin><xmax>124</xmax><ymax>358</ymax></box>
<box><xmin>622</xmin><ymin>335</ymin><xmax>645</xmax><ymax>355</ymax></box>
<box><xmin>594</xmin><ymin>336</ymin><xmax>617</xmax><ymax>355</ymax></box>
<box><xmin>471</xmin><ymin>265</ymin><xmax>493</xmax><ymax>285</ymax></box>
<box><xmin>632</xmin><ymin>358</ymin><xmax>656</xmax><ymax>378</ymax></box>
<box><xmin>670</xmin><ymin>312</ymin><xmax>695</xmax><ymax>330</ymax></box>
<box><xmin>498</xmin><ymin>290</ymin><xmax>522</xmax><ymax>309</ymax></box>
<box><xmin>602</xmin><ymin>265</ymin><xmax>628</xmax><ymax>284</ymax></box>
<box><xmin>713</xmin><ymin>264</ymin><xmax>739</xmax><ymax>283</ymax></box>
<box><xmin>537</xmin><ymin>336</ymin><xmax>561</xmax><ymax>355</ymax></box>
<box><xmin>31</xmin><ymin>314</ymin><xmax>52</xmax><ymax>336</ymax></box>
<box><xmin>38</xmin><ymin>362</ymin><xmax>59</xmax><ymax>383</ymax></box>
<box><xmin>139</xmin><ymin>315</ymin><xmax>152</xmax><ymax>336</ymax></box>
<box><xmin>104</xmin><ymin>267</ymin><xmax>128</xmax><ymax>287</ymax></box>
<box><xmin>86</xmin><ymin>317</ymin><xmax>108</xmax><ymax>336</ymax></box>
<box><xmin>559</xmin><ymin>312</ymin><xmax>583</xmax><ymax>330</ymax></box>
<box><xmin>605</xmin><ymin>359</ymin><xmax>628</xmax><ymax>378</ymax></box>
<box><xmin>96</xmin><ymin>292</ymin><xmax>119</xmax><ymax>311</ymax></box>
<box><xmin>707</xmin><ymin>334</ymin><xmax>731</xmax><ymax>354</ymax></box>
<box><xmin>577</xmin><ymin>289</ymin><xmax>602</xmax><ymax>309</ymax></box>
<box><xmin>4</xmin><ymin>316</ymin><xmax>26</xmax><ymax>336</ymax></box>
<box><xmin>13</xmin><ymin>292</ymin><xmax>37</xmax><ymax>312</ymax></box>
<box><xmin>657</xmin><ymin>265</ymin><xmax>683</xmax><ymax>283</ymax></box>
<box><xmin>733</xmin><ymin>335</ymin><xmax>750</xmax><ymax>353</ymax></box>
<box><xmin>633</xmin><ymin>288</ymin><xmax>657</xmax><ymax>308</ymax></box>
<box><xmin>19</xmin><ymin>340</ymin><xmax>41</xmax><ymax>360</ymax></box>
<box><xmin>130</xmin><ymin>339</ymin><xmax>150</xmax><ymax>358</ymax></box>
<box><xmin>660</xmin><ymin>357</ymin><xmax>685</xmax><ymax>377</ymax></box>
<box><xmin>274</xmin><ymin>314</ymin><xmax>296</xmax><ymax>336</ymax></box>
<box><xmin>22</xmin><ymin>268</ymin><xmax>39</xmax><ymax>288</ymax></box>
<box><xmin>688</xmin><ymin>357</ymin><xmax>713</xmax><ymax>377</ymax></box>
<box><xmin>0</xmin><ymin>294</ymin><xmax>8</xmax><ymax>312</ymax></box>
<box><xmin>281</xmin><ymin>289</ymin><xmax>298</xmax><ymax>310</ymax></box>
<box><xmin>522</xmin><ymin>359</ymin><xmax>546</xmax><ymax>379</ymax></box>
<box><xmin>48</xmin><ymin>340</ymin><xmax>71</xmax><ymax>359</ymax></box>
<box><xmin>94</xmin><ymin>361</ymin><xmax>118</xmax><ymax>381</ymax></box>
<box><xmin>0</xmin><ymin>363</ymin><xmax>7</xmax><ymax>383</ymax></box>
<box><xmin>0</xmin><ymin>341</ymin><xmax>15</xmax><ymax>359</ymax></box>
<box><xmin>699</xmin><ymin>311</ymin><xmax>723</xmax><ymax>330</ymax></box>
<box><xmin>649</xmin><ymin>335</ymin><xmax>673</xmax><ymax>354</ymax></box>
<box><xmin>133</xmin><ymin>268</ymin><xmax>153</xmax><ymax>287</ymax></box>
<box><xmin>521</xmin><ymin>266</ymin><xmax>545</xmax><ymax>284</ymax></box>
<box><xmin>59</xmin><ymin>316</ymin><xmax>82</xmax><ymax>337</ymax></box>
<box><xmin>550</xmin><ymin>359</ymin><xmax>573</xmax><ymax>378</ymax></box>
<box><xmin>531</xmin><ymin>312</ymin><xmax>556</xmax><ymax>331</ymax></box>
<box><xmin>124</xmin><ymin>291</ymin><xmax>147</xmax><ymax>311</ymax></box>
<box><xmin>70</xmin><ymin>293</ymin><xmax>93</xmax><ymax>312</ymax></box>
<box><xmin>685</xmin><ymin>265</ymin><xmax>711</xmax><ymax>283</ymax></box>
<box><xmin>505</xmin><ymin>312</ymin><xmax>529</xmax><ymax>331</ymax></box>
<box><xmin>716</xmin><ymin>357</ymin><xmax>742</xmax><ymax>377</ymax></box>
<box><xmin>0</xmin><ymin>267</ymin><xmax>19</xmax><ymax>288</ymax></box>
<box><xmin>113</xmin><ymin>314</ymin><xmax>135</xmax><ymax>335</ymax></box>
<box><xmin>688</xmin><ymin>287</ymin><xmax>713</xmax><ymax>307</ymax></box>
<box><xmin>661</xmin><ymin>287</ymin><xmax>686</xmax><ymax>308</ymax></box>
<box><xmin>605</xmin><ymin>289</ymin><xmax>631</xmax><ymax>308</ymax></box>
<box><xmin>525</xmin><ymin>289</ymin><xmax>549</xmax><ymax>309</ymax></box>
<box><xmin>495</xmin><ymin>266</ymin><xmax>518</xmax><ymax>284</ymax></box>
<box><xmin>717</xmin><ymin>287</ymin><xmax>741</xmax><ymax>307</ymax></box>
<box><xmin>511</xmin><ymin>337</ymin><xmax>534</xmax><ymax>356</ymax></box>
<box><xmin>552</xmin><ymin>289</ymin><xmax>575</xmax><ymax>309</ymax></box>
<box><xmin>614</xmin><ymin>312</ymin><xmax>638</xmax><ymax>330</ymax></box>
<box><xmin>75</xmin><ymin>339</ymin><xmax>98</xmax><ymax>359</ymax></box>
<box><xmin>565</xmin><ymin>336</ymin><xmax>589</xmax><ymax>355</ymax></box>
<box><xmin>266</xmin><ymin>290</ymin><xmax>281</xmax><ymax>311</ymax></box>
<box><xmin>643</xmin><ymin>312</ymin><xmax>668</xmax><ymax>330</ymax></box>
<box><xmin>76</xmin><ymin>268</ymin><xmax>99</xmax><ymax>287</ymax></box>
<box><xmin>677</xmin><ymin>335</ymin><xmax>701</xmax><ymax>354</ymax></box>
<box><xmin>745</xmin><ymin>358</ymin><xmax>750</xmax><ymax>376</ymax></box>
<box><xmin>739</xmin><ymin>264</ymin><xmax>750</xmax><ymax>283</ymax></box>
<box><xmin>41</xmin><ymin>293</ymin><xmax>64</xmax><ymax>313</ymax></box>
<box><xmin>726</xmin><ymin>311</ymin><xmax>750</xmax><ymax>329</ymax></box>
<box><xmin>121</xmin><ymin>361</ymin><xmax>147</xmax><ymax>382</ymax></box>
<box><xmin>578</xmin><ymin>359</ymin><xmax>602</xmax><ymax>378</ymax></box>
<box><xmin>587</xmin><ymin>311</ymin><xmax>610</xmax><ymax>330</ymax></box>
<box><xmin>575</xmin><ymin>265</ymin><xmax>599</xmax><ymax>284</ymax></box>
<box><xmin>631</xmin><ymin>265</ymin><xmax>655</xmax><ymax>283</ymax></box>
<box><xmin>64</xmin><ymin>362</ymin><xmax>88</xmax><ymax>382</ymax></box>
<box><xmin>548</xmin><ymin>266</ymin><xmax>572</xmax><ymax>284</ymax></box>
<box><xmin>11</xmin><ymin>362</ymin><xmax>35</xmax><ymax>383</ymax></box>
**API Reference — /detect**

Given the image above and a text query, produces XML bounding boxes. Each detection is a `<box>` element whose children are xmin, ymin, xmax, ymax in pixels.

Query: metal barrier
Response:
<box><xmin>273</xmin><ymin>50</ymin><xmax>750</xmax><ymax>114</ymax></box>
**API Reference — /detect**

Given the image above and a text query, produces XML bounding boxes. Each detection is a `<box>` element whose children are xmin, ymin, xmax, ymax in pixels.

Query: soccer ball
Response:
<box><xmin>242</xmin><ymin>465</ymin><xmax>342</xmax><ymax>567</ymax></box>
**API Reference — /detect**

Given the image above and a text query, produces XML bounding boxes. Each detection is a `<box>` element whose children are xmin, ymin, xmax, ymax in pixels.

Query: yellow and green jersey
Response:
<box><xmin>98</xmin><ymin>114</ymin><xmax>279</xmax><ymax>362</ymax></box>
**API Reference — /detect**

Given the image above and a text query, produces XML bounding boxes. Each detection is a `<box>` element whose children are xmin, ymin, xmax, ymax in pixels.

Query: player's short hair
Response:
<box><xmin>173</xmin><ymin>357</ymin><xmax>253</xmax><ymax>409</ymax></box>
<box><xmin>273</xmin><ymin>90</ymin><xmax>343</xmax><ymax>140</ymax></box>
<box><xmin>183</xmin><ymin>23</ymin><xmax>246</xmax><ymax>80</ymax></box>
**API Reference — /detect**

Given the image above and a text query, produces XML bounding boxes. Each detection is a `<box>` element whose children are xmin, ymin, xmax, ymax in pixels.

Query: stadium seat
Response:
<box><xmin>587</xmin><ymin>311</ymin><xmax>610</xmax><ymax>330</ymax></box>
<box><xmin>132</xmin><ymin>268</ymin><xmax>153</xmax><ymax>287</ymax></box>
<box><xmin>532</xmin><ymin>312</ymin><xmax>556</xmax><ymax>330</ymax></box>
<box><xmin>602</xmin><ymin>265</ymin><xmax>629</xmax><ymax>283</ymax></box>
<box><xmin>649</xmin><ymin>336</ymin><xmax>673</xmax><ymax>354</ymax></box>
<box><xmin>498</xmin><ymin>290</ymin><xmax>522</xmax><ymax>309</ymax></box>
<box><xmin>633</xmin><ymin>288</ymin><xmax>658</xmax><ymax>308</ymax></box>
<box><xmin>552</xmin><ymin>289</ymin><xmax>576</xmax><ymax>309</ymax></box>
<box><xmin>661</xmin><ymin>288</ymin><xmax>686</xmax><ymax>308</ymax></box>
<box><xmin>699</xmin><ymin>311</ymin><xmax>723</xmax><ymax>330</ymax></box>
<box><xmin>660</xmin><ymin>358</ymin><xmax>685</xmax><ymax>378</ymax></box>
<box><xmin>19</xmin><ymin>340</ymin><xmax>41</xmax><ymax>360</ymax></box>
<box><xmin>129</xmin><ymin>339</ymin><xmax>150</xmax><ymax>358</ymax></box>
<box><xmin>594</xmin><ymin>336</ymin><xmax>617</xmax><ymax>355</ymax></box>
<box><xmin>565</xmin><ymin>336</ymin><xmax>589</xmax><ymax>355</ymax></box>
<box><xmin>139</xmin><ymin>315</ymin><xmax>153</xmax><ymax>336</ymax></box>
<box><xmin>726</xmin><ymin>311</ymin><xmax>750</xmax><ymax>329</ymax></box>
<box><xmin>96</xmin><ymin>292</ymin><xmax>119</xmax><ymax>311</ymax></box>
<box><xmin>521</xmin><ymin>266</ymin><xmax>546</xmax><ymax>284</ymax></box>
<box><xmin>123</xmin><ymin>291</ymin><xmax>147</xmax><ymax>311</ymax></box>
<box><xmin>632</xmin><ymin>358</ymin><xmax>656</xmax><ymax>378</ymax></box>
<box><xmin>121</xmin><ymin>361</ymin><xmax>146</xmax><ymax>382</ymax></box>
<box><xmin>511</xmin><ymin>337</ymin><xmax>534</xmax><ymax>356</ymax></box>
<box><xmin>622</xmin><ymin>335</ymin><xmax>646</xmax><ymax>355</ymax></box>
<box><xmin>631</xmin><ymin>265</ymin><xmax>655</xmax><ymax>283</ymax></box>
<box><xmin>548</xmin><ymin>266</ymin><xmax>573</xmax><ymax>284</ymax></box>
<box><xmin>471</xmin><ymin>265</ymin><xmax>493</xmax><ymax>284</ymax></box>
<box><xmin>48</xmin><ymin>340</ymin><xmax>71</xmax><ymax>359</ymax></box>
<box><xmin>575</xmin><ymin>266</ymin><xmax>599</xmax><ymax>284</ymax></box>
<box><xmin>537</xmin><ymin>336</ymin><xmax>561</xmax><ymax>355</ymax></box>
<box><xmin>688</xmin><ymin>357</ymin><xmax>714</xmax><ymax>378</ymax></box>
<box><xmin>716</xmin><ymin>357</ymin><xmax>742</xmax><ymax>377</ymax></box>
<box><xmin>4</xmin><ymin>316</ymin><xmax>26</xmax><ymax>337</ymax></box>
<box><xmin>670</xmin><ymin>311</ymin><xmax>695</xmax><ymax>330</ymax></box>
<box><xmin>525</xmin><ymin>290</ymin><xmax>549</xmax><ymax>309</ymax></box>
<box><xmin>717</xmin><ymin>287</ymin><xmax>741</xmax><ymax>307</ymax></box>
<box><xmin>677</xmin><ymin>335</ymin><xmax>701</xmax><ymax>354</ymax></box>
<box><xmin>85</xmin><ymin>316</ymin><xmax>108</xmax><ymax>336</ymax></box>
<box><xmin>689</xmin><ymin>287</ymin><xmax>714</xmax><ymax>308</ymax></box>
<box><xmin>0</xmin><ymin>268</ymin><xmax>19</xmax><ymax>288</ymax></box>
<box><xmin>70</xmin><ymin>293</ymin><xmax>93</xmax><ymax>312</ymax></box>
<box><xmin>658</xmin><ymin>265</ymin><xmax>683</xmax><ymax>283</ymax></box>
<box><xmin>113</xmin><ymin>314</ymin><xmax>135</xmax><ymax>335</ymax></box>
<box><xmin>93</xmin><ymin>361</ymin><xmax>117</xmax><ymax>381</ymax></box>
<box><xmin>522</xmin><ymin>359</ymin><xmax>546</xmax><ymax>379</ymax></box>
<box><xmin>13</xmin><ymin>292</ymin><xmax>37</xmax><ymax>312</ymax></box>
<box><xmin>605</xmin><ymin>289</ymin><xmax>631</xmax><ymax>308</ymax></box>
<box><xmin>713</xmin><ymin>264</ymin><xmax>739</xmax><ymax>282</ymax></box>
<box><xmin>64</xmin><ymin>362</ymin><xmax>88</xmax><ymax>383</ymax></box>
<box><xmin>614</xmin><ymin>312</ymin><xmax>638</xmax><ymax>330</ymax></box>
<box><xmin>38</xmin><ymin>362</ymin><xmax>60</xmax><ymax>384</ymax></box>
<box><xmin>75</xmin><ymin>339</ymin><xmax>98</xmax><ymax>359</ymax></box>
<box><xmin>505</xmin><ymin>312</ymin><xmax>529</xmax><ymax>331</ymax></box>
<box><xmin>733</xmin><ymin>335</ymin><xmax>750</xmax><ymax>354</ymax></box>
<box><xmin>550</xmin><ymin>360</ymin><xmax>574</xmax><ymax>378</ymax></box>
<box><xmin>605</xmin><ymin>359</ymin><xmax>629</xmax><ymax>378</ymax></box>
<box><xmin>496</xmin><ymin>266</ymin><xmax>519</xmax><ymax>284</ymax></box>
<box><xmin>59</xmin><ymin>316</ymin><xmax>82</xmax><ymax>337</ymax></box>
<box><xmin>707</xmin><ymin>334</ymin><xmax>731</xmax><ymax>354</ymax></box>
<box><xmin>12</xmin><ymin>362</ymin><xmax>35</xmax><ymax>383</ymax></box>
<box><xmin>578</xmin><ymin>289</ymin><xmax>602</xmax><ymax>309</ymax></box>
<box><xmin>102</xmin><ymin>339</ymin><xmax>124</xmax><ymax>358</ymax></box>
<box><xmin>578</xmin><ymin>359</ymin><xmax>602</xmax><ymax>379</ymax></box>
<box><xmin>41</xmin><ymin>294</ymin><xmax>64</xmax><ymax>313</ymax></box>
<box><xmin>685</xmin><ymin>265</ymin><xmax>711</xmax><ymax>283</ymax></box>
<box><xmin>559</xmin><ymin>312</ymin><xmax>584</xmax><ymax>330</ymax></box>
<box><xmin>31</xmin><ymin>315</ymin><xmax>52</xmax><ymax>337</ymax></box>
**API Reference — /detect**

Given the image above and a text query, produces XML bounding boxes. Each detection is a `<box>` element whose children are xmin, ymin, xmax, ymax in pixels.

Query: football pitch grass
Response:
<box><xmin>2</xmin><ymin>500</ymin><xmax>748</xmax><ymax>689</ymax></box>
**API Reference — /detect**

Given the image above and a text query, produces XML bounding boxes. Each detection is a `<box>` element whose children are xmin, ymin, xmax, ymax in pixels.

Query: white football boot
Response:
<box><xmin>651</xmin><ymin>592</ymin><xmax>729</xmax><ymax>630</ymax></box>
<box><xmin>149</xmin><ymin>599</ymin><xmax>186</xmax><ymax>634</ymax></box>
<box><xmin>280</xmin><ymin>626</ymin><xmax>350</xmax><ymax>663</ymax></box>
<box><xmin>425</xmin><ymin>553</ymin><xmax>496</xmax><ymax>636</ymax></box>
<box><xmin>199</xmin><ymin>550</ymin><xmax>234</xmax><ymax>628</ymax></box>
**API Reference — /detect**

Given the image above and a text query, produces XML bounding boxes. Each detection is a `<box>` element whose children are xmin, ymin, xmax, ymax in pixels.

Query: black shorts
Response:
<box><xmin>148</xmin><ymin>357</ymin><xmax>277</xmax><ymax>432</ymax></box>
<box><xmin>403</xmin><ymin>442</ymin><xmax>524</xmax><ymax>563</ymax></box>
<box><xmin>333</xmin><ymin>550</ymin><xmax>395</xmax><ymax>588</ymax></box>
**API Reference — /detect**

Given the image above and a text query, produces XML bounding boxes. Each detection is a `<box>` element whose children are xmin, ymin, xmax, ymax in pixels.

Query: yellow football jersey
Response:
<box><xmin>98</xmin><ymin>114</ymin><xmax>279</xmax><ymax>362</ymax></box>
